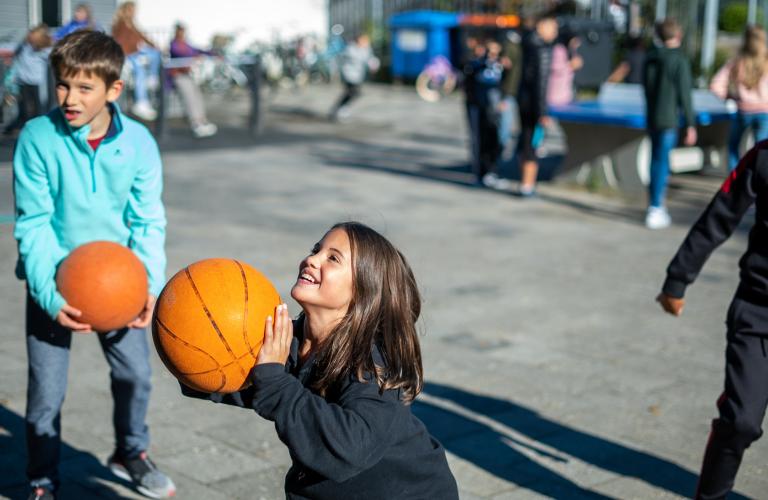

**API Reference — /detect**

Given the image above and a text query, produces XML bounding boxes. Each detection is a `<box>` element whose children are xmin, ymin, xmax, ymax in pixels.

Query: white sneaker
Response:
<box><xmin>192</xmin><ymin>122</ymin><xmax>218</xmax><ymax>138</ymax></box>
<box><xmin>645</xmin><ymin>206</ymin><xmax>671</xmax><ymax>229</ymax></box>
<box><xmin>482</xmin><ymin>172</ymin><xmax>500</xmax><ymax>188</ymax></box>
<box><xmin>132</xmin><ymin>101</ymin><xmax>157</xmax><ymax>121</ymax></box>
<box><xmin>146</xmin><ymin>76</ymin><xmax>160</xmax><ymax>91</ymax></box>
<box><xmin>336</xmin><ymin>105</ymin><xmax>351</xmax><ymax>120</ymax></box>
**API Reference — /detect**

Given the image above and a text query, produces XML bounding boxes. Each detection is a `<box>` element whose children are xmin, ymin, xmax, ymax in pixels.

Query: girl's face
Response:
<box><xmin>291</xmin><ymin>228</ymin><xmax>354</xmax><ymax>316</ymax></box>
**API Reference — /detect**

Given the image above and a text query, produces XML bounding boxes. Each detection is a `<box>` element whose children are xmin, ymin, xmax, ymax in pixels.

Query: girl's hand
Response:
<box><xmin>256</xmin><ymin>303</ymin><xmax>293</xmax><ymax>365</ymax></box>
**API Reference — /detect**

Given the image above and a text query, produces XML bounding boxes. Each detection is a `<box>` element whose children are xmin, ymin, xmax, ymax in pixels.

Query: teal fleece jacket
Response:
<box><xmin>13</xmin><ymin>103</ymin><xmax>166</xmax><ymax>319</ymax></box>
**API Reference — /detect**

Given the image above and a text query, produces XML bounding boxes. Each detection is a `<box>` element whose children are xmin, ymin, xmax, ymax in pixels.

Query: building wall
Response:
<box><xmin>0</xmin><ymin>1</ymin><xmax>31</xmax><ymax>43</ymax></box>
<box><xmin>133</xmin><ymin>0</ymin><xmax>329</xmax><ymax>50</ymax></box>
<box><xmin>0</xmin><ymin>0</ymin><xmax>118</xmax><ymax>46</ymax></box>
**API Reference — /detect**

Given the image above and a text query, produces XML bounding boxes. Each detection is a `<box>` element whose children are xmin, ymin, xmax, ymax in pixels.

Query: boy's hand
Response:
<box><xmin>684</xmin><ymin>126</ymin><xmax>697</xmax><ymax>146</ymax></box>
<box><xmin>256</xmin><ymin>303</ymin><xmax>293</xmax><ymax>366</ymax></box>
<box><xmin>656</xmin><ymin>293</ymin><xmax>685</xmax><ymax>317</ymax></box>
<box><xmin>56</xmin><ymin>303</ymin><xmax>92</xmax><ymax>332</ymax></box>
<box><xmin>127</xmin><ymin>294</ymin><xmax>156</xmax><ymax>329</ymax></box>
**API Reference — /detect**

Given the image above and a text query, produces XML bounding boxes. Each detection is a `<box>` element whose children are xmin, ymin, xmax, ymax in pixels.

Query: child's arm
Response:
<box><xmin>13</xmin><ymin>129</ymin><xmax>69</xmax><ymax>320</ymax></box>
<box><xmin>660</xmin><ymin>143</ymin><xmax>765</xmax><ymax>309</ymax></box>
<box><xmin>709</xmin><ymin>60</ymin><xmax>733</xmax><ymax>101</ymax></box>
<box><xmin>124</xmin><ymin>135</ymin><xmax>167</xmax><ymax>309</ymax></box>
<box><xmin>676</xmin><ymin>58</ymin><xmax>697</xmax><ymax>145</ymax></box>
<box><xmin>252</xmin><ymin>306</ymin><xmax>404</xmax><ymax>483</ymax></box>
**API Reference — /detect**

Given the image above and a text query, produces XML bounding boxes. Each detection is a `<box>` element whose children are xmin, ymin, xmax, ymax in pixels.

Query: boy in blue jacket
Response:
<box><xmin>13</xmin><ymin>30</ymin><xmax>174</xmax><ymax>500</ymax></box>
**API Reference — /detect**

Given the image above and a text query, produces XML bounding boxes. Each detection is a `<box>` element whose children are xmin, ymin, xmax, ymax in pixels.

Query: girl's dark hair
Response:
<box><xmin>310</xmin><ymin>221</ymin><xmax>424</xmax><ymax>403</ymax></box>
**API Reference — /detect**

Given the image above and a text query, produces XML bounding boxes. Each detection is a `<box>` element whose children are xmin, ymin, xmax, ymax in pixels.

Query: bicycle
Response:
<box><xmin>415</xmin><ymin>55</ymin><xmax>457</xmax><ymax>103</ymax></box>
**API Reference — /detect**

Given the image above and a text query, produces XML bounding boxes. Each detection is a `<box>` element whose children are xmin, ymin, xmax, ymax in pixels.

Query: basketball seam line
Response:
<box><xmin>171</xmin><ymin>350</ymin><xmax>258</xmax><ymax>376</ymax></box>
<box><xmin>155</xmin><ymin>317</ymin><xmax>227</xmax><ymax>392</ymax></box>
<box><xmin>184</xmin><ymin>266</ymin><xmax>249</xmax><ymax>381</ymax></box>
<box><xmin>233</xmin><ymin>259</ymin><xmax>258</xmax><ymax>360</ymax></box>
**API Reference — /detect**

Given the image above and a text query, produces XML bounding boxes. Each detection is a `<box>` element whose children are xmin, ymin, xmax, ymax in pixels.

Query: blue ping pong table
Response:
<box><xmin>547</xmin><ymin>84</ymin><xmax>735</xmax><ymax>192</ymax></box>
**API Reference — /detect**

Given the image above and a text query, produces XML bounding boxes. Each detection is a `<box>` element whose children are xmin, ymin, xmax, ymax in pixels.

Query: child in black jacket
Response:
<box><xmin>183</xmin><ymin>221</ymin><xmax>458</xmax><ymax>500</ymax></box>
<box><xmin>657</xmin><ymin>141</ymin><xmax>768</xmax><ymax>498</ymax></box>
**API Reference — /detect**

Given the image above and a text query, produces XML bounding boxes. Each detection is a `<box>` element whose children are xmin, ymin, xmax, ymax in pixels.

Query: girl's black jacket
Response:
<box><xmin>663</xmin><ymin>142</ymin><xmax>768</xmax><ymax>303</ymax></box>
<box><xmin>181</xmin><ymin>318</ymin><xmax>459</xmax><ymax>500</ymax></box>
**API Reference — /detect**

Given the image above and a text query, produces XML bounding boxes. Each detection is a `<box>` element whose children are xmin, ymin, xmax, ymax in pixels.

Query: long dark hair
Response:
<box><xmin>310</xmin><ymin>222</ymin><xmax>423</xmax><ymax>403</ymax></box>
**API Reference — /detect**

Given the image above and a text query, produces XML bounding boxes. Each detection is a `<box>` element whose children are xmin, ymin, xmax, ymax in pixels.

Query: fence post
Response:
<box><xmin>247</xmin><ymin>56</ymin><xmax>262</xmax><ymax>138</ymax></box>
<box><xmin>154</xmin><ymin>59</ymin><xmax>166</xmax><ymax>140</ymax></box>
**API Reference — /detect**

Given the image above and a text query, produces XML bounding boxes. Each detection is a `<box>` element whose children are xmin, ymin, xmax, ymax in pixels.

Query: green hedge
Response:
<box><xmin>720</xmin><ymin>2</ymin><xmax>763</xmax><ymax>33</ymax></box>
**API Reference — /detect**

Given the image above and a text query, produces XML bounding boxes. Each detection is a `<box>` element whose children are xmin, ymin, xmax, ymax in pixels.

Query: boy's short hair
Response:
<box><xmin>656</xmin><ymin>18</ymin><xmax>682</xmax><ymax>42</ymax></box>
<box><xmin>50</xmin><ymin>30</ymin><xmax>124</xmax><ymax>86</ymax></box>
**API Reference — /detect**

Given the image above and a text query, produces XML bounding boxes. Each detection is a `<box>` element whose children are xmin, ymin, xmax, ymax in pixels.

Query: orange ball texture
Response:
<box><xmin>56</xmin><ymin>241</ymin><xmax>148</xmax><ymax>332</ymax></box>
<box><xmin>152</xmin><ymin>258</ymin><xmax>281</xmax><ymax>393</ymax></box>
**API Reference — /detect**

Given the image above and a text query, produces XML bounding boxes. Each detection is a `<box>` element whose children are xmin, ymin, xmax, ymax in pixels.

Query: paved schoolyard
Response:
<box><xmin>0</xmin><ymin>83</ymin><xmax>765</xmax><ymax>499</ymax></box>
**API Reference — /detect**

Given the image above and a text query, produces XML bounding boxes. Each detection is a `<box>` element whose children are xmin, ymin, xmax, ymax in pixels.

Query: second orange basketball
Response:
<box><xmin>152</xmin><ymin>259</ymin><xmax>281</xmax><ymax>393</ymax></box>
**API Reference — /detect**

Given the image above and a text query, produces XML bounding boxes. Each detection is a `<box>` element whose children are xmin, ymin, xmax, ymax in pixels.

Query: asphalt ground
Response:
<box><xmin>0</xmin><ymin>83</ymin><xmax>764</xmax><ymax>499</ymax></box>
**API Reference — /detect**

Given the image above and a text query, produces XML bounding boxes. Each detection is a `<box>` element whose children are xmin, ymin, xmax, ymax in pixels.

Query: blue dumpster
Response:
<box><xmin>389</xmin><ymin>10</ymin><xmax>460</xmax><ymax>79</ymax></box>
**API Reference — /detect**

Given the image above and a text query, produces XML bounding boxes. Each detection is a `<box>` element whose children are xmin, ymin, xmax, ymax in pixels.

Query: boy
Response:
<box><xmin>642</xmin><ymin>18</ymin><xmax>697</xmax><ymax>229</ymax></box>
<box><xmin>657</xmin><ymin>140</ymin><xmax>768</xmax><ymax>498</ymax></box>
<box><xmin>13</xmin><ymin>31</ymin><xmax>174</xmax><ymax>499</ymax></box>
<box><xmin>467</xmin><ymin>39</ymin><xmax>506</xmax><ymax>189</ymax></box>
<box><xmin>515</xmin><ymin>13</ymin><xmax>557</xmax><ymax>197</ymax></box>
<box><xmin>329</xmin><ymin>33</ymin><xmax>379</xmax><ymax>121</ymax></box>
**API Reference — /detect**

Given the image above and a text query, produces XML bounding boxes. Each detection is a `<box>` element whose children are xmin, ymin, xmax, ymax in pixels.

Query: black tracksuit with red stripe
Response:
<box><xmin>662</xmin><ymin>141</ymin><xmax>768</xmax><ymax>499</ymax></box>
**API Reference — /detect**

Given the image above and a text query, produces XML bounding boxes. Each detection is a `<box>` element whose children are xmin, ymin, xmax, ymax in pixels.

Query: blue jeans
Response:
<box><xmin>126</xmin><ymin>46</ymin><xmax>161</xmax><ymax>104</ymax></box>
<box><xmin>497</xmin><ymin>96</ymin><xmax>516</xmax><ymax>152</ymax></box>
<box><xmin>728</xmin><ymin>112</ymin><xmax>768</xmax><ymax>171</ymax></box>
<box><xmin>648</xmin><ymin>128</ymin><xmax>678</xmax><ymax>208</ymax></box>
<box><xmin>25</xmin><ymin>294</ymin><xmax>152</xmax><ymax>488</ymax></box>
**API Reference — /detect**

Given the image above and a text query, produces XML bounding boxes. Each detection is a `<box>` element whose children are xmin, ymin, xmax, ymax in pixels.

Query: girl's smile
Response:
<box><xmin>291</xmin><ymin>228</ymin><xmax>353</xmax><ymax>316</ymax></box>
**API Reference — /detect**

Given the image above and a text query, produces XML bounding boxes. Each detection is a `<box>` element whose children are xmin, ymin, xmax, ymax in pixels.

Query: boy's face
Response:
<box><xmin>74</xmin><ymin>7</ymin><xmax>88</xmax><ymax>22</ymax></box>
<box><xmin>56</xmin><ymin>71</ymin><xmax>123</xmax><ymax>129</ymax></box>
<box><xmin>537</xmin><ymin>19</ymin><xmax>558</xmax><ymax>43</ymax></box>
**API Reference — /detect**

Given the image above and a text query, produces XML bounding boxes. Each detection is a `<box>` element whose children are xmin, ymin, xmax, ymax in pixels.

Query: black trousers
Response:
<box><xmin>332</xmin><ymin>82</ymin><xmax>361</xmax><ymax>113</ymax></box>
<box><xmin>477</xmin><ymin>107</ymin><xmax>500</xmax><ymax>180</ymax></box>
<box><xmin>696</xmin><ymin>296</ymin><xmax>768</xmax><ymax>499</ymax></box>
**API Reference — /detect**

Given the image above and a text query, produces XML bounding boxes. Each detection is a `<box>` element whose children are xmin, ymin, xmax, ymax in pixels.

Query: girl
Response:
<box><xmin>3</xmin><ymin>24</ymin><xmax>52</xmax><ymax>136</ymax></box>
<box><xmin>111</xmin><ymin>1</ymin><xmax>161</xmax><ymax>121</ymax></box>
<box><xmin>183</xmin><ymin>221</ymin><xmax>458</xmax><ymax>499</ymax></box>
<box><xmin>710</xmin><ymin>25</ymin><xmax>768</xmax><ymax>171</ymax></box>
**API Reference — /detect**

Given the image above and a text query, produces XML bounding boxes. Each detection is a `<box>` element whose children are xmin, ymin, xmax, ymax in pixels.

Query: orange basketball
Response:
<box><xmin>56</xmin><ymin>241</ymin><xmax>148</xmax><ymax>332</ymax></box>
<box><xmin>152</xmin><ymin>258</ymin><xmax>281</xmax><ymax>393</ymax></box>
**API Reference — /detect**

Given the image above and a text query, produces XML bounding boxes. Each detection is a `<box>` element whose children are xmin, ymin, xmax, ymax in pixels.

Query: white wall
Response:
<box><xmin>132</xmin><ymin>0</ymin><xmax>328</xmax><ymax>49</ymax></box>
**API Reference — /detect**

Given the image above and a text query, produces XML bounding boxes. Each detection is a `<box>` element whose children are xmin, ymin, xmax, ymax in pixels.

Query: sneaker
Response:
<box><xmin>333</xmin><ymin>105</ymin><xmax>351</xmax><ymax>121</ymax></box>
<box><xmin>132</xmin><ymin>101</ymin><xmax>158</xmax><ymax>121</ymax></box>
<box><xmin>108</xmin><ymin>451</ymin><xmax>176</xmax><ymax>499</ymax></box>
<box><xmin>514</xmin><ymin>185</ymin><xmax>537</xmax><ymax>198</ymax></box>
<box><xmin>27</xmin><ymin>484</ymin><xmax>55</xmax><ymax>500</ymax></box>
<box><xmin>146</xmin><ymin>76</ymin><xmax>160</xmax><ymax>92</ymax></box>
<box><xmin>192</xmin><ymin>122</ymin><xmax>218</xmax><ymax>138</ymax></box>
<box><xmin>481</xmin><ymin>173</ymin><xmax>512</xmax><ymax>191</ymax></box>
<box><xmin>481</xmin><ymin>172</ymin><xmax>500</xmax><ymax>188</ymax></box>
<box><xmin>645</xmin><ymin>206</ymin><xmax>671</xmax><ymax>229</ymax></box>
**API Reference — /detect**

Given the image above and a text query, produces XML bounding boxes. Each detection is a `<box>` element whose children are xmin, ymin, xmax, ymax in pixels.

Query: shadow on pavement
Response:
<box><xmin>0</xmin><ymin>405</ymin><xmax>134</xmax><ymax>499</ymax></box>
<box><xmin>415</xmin><ymin>382</ymin><xmax>751</xmax><ymax>500</ymax></box>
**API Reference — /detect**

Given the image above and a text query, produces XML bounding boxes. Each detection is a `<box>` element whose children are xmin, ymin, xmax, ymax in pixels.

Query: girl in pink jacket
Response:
<box><xmin>710</xmin><ymin>25</ymin><xmax>768</xmax><ymax>170</ymax></box>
